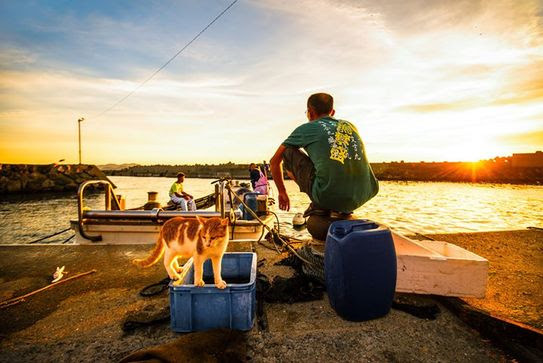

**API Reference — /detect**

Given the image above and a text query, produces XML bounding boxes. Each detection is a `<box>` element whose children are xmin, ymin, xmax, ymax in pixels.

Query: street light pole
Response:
<box><xmin>78</xmin><ymin>118</ymin><xmax>84</xmax><ymax>165</ymax></box>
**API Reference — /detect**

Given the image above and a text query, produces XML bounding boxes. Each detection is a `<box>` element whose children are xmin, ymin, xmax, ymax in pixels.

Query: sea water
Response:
<box><xmin>0</xmin><ymin>176</ymin><xmax>541</xmax><ymax>244</ymax></box>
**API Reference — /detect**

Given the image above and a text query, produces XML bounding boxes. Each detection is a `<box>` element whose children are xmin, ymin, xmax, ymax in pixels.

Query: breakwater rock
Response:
<box><xmin>0</xmin><ymin>164</ymin><xmax>114</xmax><ymax>194</ymax></box>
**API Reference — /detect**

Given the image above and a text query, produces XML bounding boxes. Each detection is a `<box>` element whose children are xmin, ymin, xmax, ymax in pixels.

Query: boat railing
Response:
<box><xmin>211</xmin><ymin>176</ymin><xmax>230</xmax><ymax>218</ymax></box>
<box><xmin>77</xmin><ymin>180</ymin><xmax>123</xmax><ymax>241</ymax></box>
<box><xmin>77</xmin><ymin>178</ymin><xmax>230</xmax><ymax>242</ymax></box>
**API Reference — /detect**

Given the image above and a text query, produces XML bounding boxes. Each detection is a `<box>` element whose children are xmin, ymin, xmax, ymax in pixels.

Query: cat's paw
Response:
<box><xmin>215</xmin><ymin>279</ymin><xmax>227</xmax><ymax>289</ymax></box>
<box><xmin>172</xmin><ymin>279</ymin><xmax>183</xmax><ymax>286</ymax></box>
<box><xmin>194</xmin><ymin>279</ymin><xmax>205</xmax><ymax>287</ymax></box>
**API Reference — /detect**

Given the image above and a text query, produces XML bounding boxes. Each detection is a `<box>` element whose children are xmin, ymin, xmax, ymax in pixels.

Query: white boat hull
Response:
<box><xmin>70</xmin><ymin>214</ymin><xmax>276</xmax><ymax>245</ymax></box>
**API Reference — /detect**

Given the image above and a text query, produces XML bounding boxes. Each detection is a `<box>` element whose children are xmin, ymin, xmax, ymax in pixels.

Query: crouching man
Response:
<box><xmin>270</xmin><ymin>93</ymin><xmax>379</xmax><ymax>239</ymax></box>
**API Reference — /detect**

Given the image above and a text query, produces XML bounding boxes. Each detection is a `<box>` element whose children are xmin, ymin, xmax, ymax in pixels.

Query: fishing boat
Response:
<box><xmin>70</xmin><ymin>178</ymin><xmax>277</xmax><ymax>244</ymax></box>
<box><xmin>69</xmin><ymin>178</ymin><xmax>488</xmax><ymax>298</ymax></box>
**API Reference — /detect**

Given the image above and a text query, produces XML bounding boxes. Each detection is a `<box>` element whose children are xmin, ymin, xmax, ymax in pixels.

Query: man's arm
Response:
<box><xmin>270</xmin><ymin>144</ymin><xmax>290</xmax><ymax>211</ymax></box>
<box><xmin>172</xmin><ymin>184</ymin><xmax>192</xmax><ymax>199</ymax></box>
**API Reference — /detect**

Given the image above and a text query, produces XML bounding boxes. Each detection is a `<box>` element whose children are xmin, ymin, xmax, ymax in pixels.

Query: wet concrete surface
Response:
<box><xmin>412</xmin><ymin>229</ymin><xmax>543</xmax><ymax>330</ymax></box>
<box><xmin>0</xmin><ymin>235</ymin><xmax>521</xmax><ymax>362</ymax></box>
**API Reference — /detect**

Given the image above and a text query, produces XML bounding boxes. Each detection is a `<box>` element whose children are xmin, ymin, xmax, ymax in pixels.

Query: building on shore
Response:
<box><xmin>512</xmin><ymin>151</ymin><xmax>543</xmax><ymax>168</ymax></box>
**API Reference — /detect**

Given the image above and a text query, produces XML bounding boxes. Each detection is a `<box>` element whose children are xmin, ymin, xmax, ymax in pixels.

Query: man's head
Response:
<box><xmin>307</xmin><ymin>93</ymin><xmax>335</xmax><ymax>121</ymax></box>
<box><xmin>176</xmin><ymin>172</ymin><xmax>185</xmax><ymax>182</ymax></box>
<box><xmin>249</xmin><ymin>163</ymin><xmax>256</xmax><ymax>170</ymax></box>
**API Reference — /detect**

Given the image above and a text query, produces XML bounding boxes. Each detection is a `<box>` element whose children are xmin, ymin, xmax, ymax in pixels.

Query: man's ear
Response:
<box><xmin>330</xmin><ymin>109</ymin><xmax>335</xmax><ymax>117</ymax></box>
<box><xmin>221</xmin><ymin>218</ymin><xmax>229</xmax><ymax>226</ymax></box>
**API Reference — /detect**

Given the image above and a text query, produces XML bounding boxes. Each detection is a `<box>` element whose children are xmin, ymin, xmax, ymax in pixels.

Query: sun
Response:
<box><xmin>451</xmin><ymin>138</ymin><xmax>506</xmax><ymax>162</ymax></box>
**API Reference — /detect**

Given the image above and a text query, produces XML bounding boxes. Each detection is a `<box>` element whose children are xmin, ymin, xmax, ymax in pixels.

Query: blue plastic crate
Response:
<box><xmin>169</xmin><ymin>252</ymin><xmax>256</xmax><ymax>332</ymax></box>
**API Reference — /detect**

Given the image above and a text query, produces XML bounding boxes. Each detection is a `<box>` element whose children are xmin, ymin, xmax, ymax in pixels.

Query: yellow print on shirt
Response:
<box><xmin>330</xmin><ymin>121</ymin><xmax>353</xmax><ymax>164</ymax></box>
<box><xmin>337</xmin><ymin>122</ymin><xmax>353</xmax><ymax>135</ymax></box>
<box><xmin>335</xmin><ymin>131</ymin><xmax>351</xmax><ymax>147</ymax></box>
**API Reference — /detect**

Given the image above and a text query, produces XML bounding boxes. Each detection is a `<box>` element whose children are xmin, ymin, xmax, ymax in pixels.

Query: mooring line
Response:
<box><xmin>28</xmin><ymin>227</ymin><xmax>71</xmax><ymax>244</ymax></box>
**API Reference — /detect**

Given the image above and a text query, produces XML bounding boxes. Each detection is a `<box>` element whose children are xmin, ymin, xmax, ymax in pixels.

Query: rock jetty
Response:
<box><xmin>0</xmin><ymin>164</ymin><xmax>114</xmax><ymax>194</ymax></box>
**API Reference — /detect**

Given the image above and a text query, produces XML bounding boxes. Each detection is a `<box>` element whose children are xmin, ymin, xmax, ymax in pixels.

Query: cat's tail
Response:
<box><xmin>132</xmin><ymin>231</ymin><xmax>165</xmax><ymax>268</ymax></box>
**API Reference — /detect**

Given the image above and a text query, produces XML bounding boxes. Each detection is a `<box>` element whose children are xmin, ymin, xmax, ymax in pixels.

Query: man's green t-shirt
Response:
<box><xmin>282</xmin><ymin>116</ymin><xmax>378</xmax><ymax>213</ymax></box>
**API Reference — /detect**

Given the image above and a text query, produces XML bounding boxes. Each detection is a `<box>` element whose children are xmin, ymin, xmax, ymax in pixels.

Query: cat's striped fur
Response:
<box><xmin>133</xmin><ymin>216</ymin><xmax>229</xmax><ymax>288</ymax></box>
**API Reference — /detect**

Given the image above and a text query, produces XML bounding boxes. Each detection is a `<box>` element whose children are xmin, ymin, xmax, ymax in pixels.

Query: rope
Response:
<box><xmin>28</xmin><ymin>228</ymin><xmax>71</xmax><ymax>244</ymax></box>
<box><xmin>270</xmin><ymin>210</ymin><xmax>281</xmax><ymax>236</ymax></box>
<box><xmin>139</xmin><ymin>277</ymin><xmax>171</xmax><ymax>297</ymax></box>
<box><xmin>91</xmin><ymin>0</ymin><xmax>239</xmax><ymax>120</ymax></box>
<box><xmin>225</xmin><ymin>184</ymin><xmax>315</xmax><ymax>266</ymax></box>
<box><xmin>0</xmin><ymin>269</ymin><xmax>97</xmax><ymax>309</ymax></box>
<box><xmin>228</xmin><ymin>188</ymin><xmax>236</xmax><ymax>239</ymax></box>
<box><xmin>62</xmin><ymin>234</ymin><xmax>75</xmax><ymax>244</ymax></box>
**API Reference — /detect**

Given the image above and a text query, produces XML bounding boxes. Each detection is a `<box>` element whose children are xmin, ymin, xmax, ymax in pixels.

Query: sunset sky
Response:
<box><xmin>1</xmin><ymin>0</ymin><xmax>542</xmax><ymax>164</ymax></box>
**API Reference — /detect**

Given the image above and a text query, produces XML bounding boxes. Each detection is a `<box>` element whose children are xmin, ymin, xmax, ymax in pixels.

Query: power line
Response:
<box><xmin>92</xmin><ymin>0</ymin><xmax>239</xmax><ymax>119</ymax></box>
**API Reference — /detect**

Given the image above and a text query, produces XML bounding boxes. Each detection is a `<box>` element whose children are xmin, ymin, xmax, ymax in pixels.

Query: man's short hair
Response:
<box><xmin>177</xmin><ymin>172</ymin><xmax>185</xmax><ymax>178</ymax></box>
<box><xmin>307</xmin><ymin>93</ymin><xmax>334</xmax><ymax>115</ymax></box>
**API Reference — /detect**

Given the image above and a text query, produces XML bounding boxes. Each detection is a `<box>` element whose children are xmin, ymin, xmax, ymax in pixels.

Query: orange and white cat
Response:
<box><xmin>133</xmin><ymin>216</ymin><xmax>229</xmax><ymax>289</ymax></box>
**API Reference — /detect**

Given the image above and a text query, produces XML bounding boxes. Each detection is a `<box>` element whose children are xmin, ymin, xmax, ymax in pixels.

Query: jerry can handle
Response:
<box><xmin>351</xmin><ymin>221</ymin><xmax>379</xmax><ymax>232</ymax></box>
<box><xmin>330</xmin><ymin>220</ymin><xmax>378</xmax><ymax>237</ymax></box>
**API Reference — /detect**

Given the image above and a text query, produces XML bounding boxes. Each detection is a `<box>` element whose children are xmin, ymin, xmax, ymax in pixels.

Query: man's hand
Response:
<box><xmin>278</xmin><ymin>190</ymin><xmax>290</xmax><ymax>211</ymax></box>
<box><xmin>270</xmin><ymin>144</ymin><xmax>289</xmax><ymax>211</ymax></box>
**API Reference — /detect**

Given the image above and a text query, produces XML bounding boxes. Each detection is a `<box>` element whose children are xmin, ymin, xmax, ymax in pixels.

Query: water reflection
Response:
<box><xmin>0</xmin><ymin>176</ymin><xmax>541</xmax><ymax>244</ymax></box>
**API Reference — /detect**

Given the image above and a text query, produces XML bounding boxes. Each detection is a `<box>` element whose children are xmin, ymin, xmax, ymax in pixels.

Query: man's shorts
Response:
<box><xmin>282</xmin><ymin>147</ymin><xmax>315</xmax><ymax>198</ymax></box>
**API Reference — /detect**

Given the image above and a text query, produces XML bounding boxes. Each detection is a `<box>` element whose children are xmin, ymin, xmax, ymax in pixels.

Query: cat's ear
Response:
<box><xmin>220</xmin><ymin>218</ymin><xmax>229</xmax><ymax>226</ymax></box>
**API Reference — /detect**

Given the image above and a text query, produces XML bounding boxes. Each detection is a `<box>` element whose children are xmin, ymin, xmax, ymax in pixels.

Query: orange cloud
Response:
<box><xmin>398</xmin><ymin>100</ymin><xmax>474</xmax><ymax>113</ymax></box>
<box><xmin>499</xmin><ymin>130</ymin><xmax>543</xmax><ymax>146</ymax></box>
<box><xmin>492</xmin><ymin>65</ymin><xmax>543</xmax><ymax>106</ymax></box>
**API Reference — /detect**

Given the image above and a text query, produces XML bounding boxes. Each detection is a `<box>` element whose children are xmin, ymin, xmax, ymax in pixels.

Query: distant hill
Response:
<box><xmin>104</xmin><ymin>158</ymin><xmax>542</xmax><ymax>184</ymax></box>
<box><xmin>98</xmin><ymin>163</ymin><xmax>140</xmax><ymax>171</ymax></box>
<box><xmin>105</xmin><ymin>163</ymin><xmax>253</xmax><ymax>179</ymax></box>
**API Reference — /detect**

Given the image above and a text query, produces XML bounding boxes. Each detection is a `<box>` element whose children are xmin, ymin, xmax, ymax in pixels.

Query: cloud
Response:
<box><xmin>491</xmin><ymin>62</ymin><xmax>543</xmax><ymax>106</ymax></box>
<box><xmin>397</xmin><ymin>60</ymin><xmax>543</xmax><ymax>113</ymax></box>
<box><xmin>1</xmin><ymin>0</ymin><xmax>543</xmax><ymax>163</ymax></box>
<box><xmin>0</xmin><ymin>48</ymin><xmax>37</xmax><ymax>69</ymax></box>
<box><xmin>398</xmin><ymin>100</ymin><xmax>475</xmax><ymax>113</ymax></box>
<box><xmin>499</xmin><ymin>130</ymin><xmax>543</xmax><ymax>147</ymax></box>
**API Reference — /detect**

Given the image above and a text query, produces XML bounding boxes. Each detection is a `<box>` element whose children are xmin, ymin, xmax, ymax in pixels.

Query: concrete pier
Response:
<box><xmin>1</xmin><ymin>230</ymin><xmax>541</xmax><ymax>361</ymax></box>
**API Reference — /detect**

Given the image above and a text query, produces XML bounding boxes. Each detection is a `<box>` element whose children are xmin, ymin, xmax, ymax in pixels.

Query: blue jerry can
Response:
<box><xmin>325</xmin><ymin>220</ymin><xmax>397</xmax><ymax>321</ymax></box>
<box><xmin>243</xmin><ymin>193</ymin><xmax>259</xmax><ymax>220</ymax></box>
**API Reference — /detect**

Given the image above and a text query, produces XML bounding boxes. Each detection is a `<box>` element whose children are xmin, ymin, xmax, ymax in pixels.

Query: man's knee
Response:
<box><xmin>281</xmin><ymin>146</ymin><xmax>298</xmax><ymax>172</ymax></box>
<box><xmin>188</xmin><ymin>199</ymin><xmax>196</xmax><ymax>211</ymax></box>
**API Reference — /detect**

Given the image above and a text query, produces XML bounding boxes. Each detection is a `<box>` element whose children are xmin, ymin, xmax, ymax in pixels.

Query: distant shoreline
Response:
<box><xmin>1</xmin><ymin>159</ymin><xmax>541</xmax><ymax>196</ymax></box>
<box><xmin>104</xmin><ymin>161</ymin><xmax>542</xmax><ymax>185</ymax></box>
<box><xmin>107</xmin><ymin>174</ymin><xmax>542</xmax><ymax>186</ymax></box>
